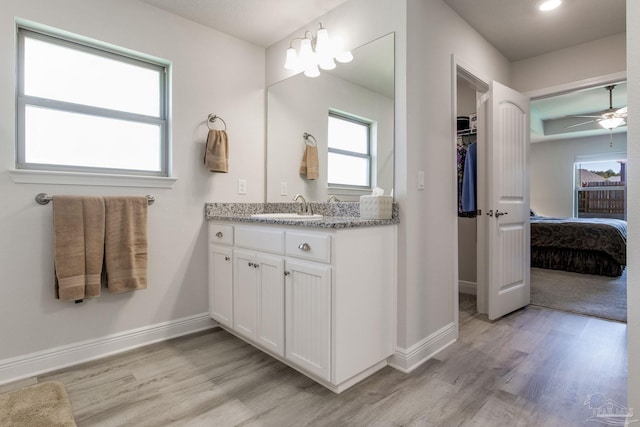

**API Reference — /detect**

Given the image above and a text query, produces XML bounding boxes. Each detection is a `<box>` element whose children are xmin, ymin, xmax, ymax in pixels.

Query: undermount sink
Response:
<box><xmin>250</xmin><ymin>213</ymin><xmax>323</xmax><ymax>221</ymax></box>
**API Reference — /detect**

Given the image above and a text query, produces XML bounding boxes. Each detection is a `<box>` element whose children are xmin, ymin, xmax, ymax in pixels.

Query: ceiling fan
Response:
<box><xmin>567</xmin><ymin>84</ymin><xmax>628</xmax><ymax>130</ymax></box>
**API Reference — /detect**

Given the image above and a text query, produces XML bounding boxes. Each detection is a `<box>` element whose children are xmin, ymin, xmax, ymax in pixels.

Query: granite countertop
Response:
<box><xmin>205</xmin><ymin>202</ymin><xmax>399</xmax><ymax>229</ymax></box>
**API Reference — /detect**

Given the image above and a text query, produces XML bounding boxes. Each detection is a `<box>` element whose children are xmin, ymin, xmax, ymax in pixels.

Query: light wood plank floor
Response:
<box><xmin>7</xmin><ymin>298</ymin><xmax>628</xmax><ymax>426</ymax></box>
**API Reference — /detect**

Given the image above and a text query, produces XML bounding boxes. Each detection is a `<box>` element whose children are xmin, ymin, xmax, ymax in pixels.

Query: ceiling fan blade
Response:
<box><xmin>616</xmin><ymin>106</ymin><xmax>628</xmax><ymax>116</ymax></box>
<box><xmin>565</xmin><ymin>119</ymin><xmax>597</xmax><ymax>129</ymax></box>
<box><xmin>567</xmin><ymin>114</ymin><xmax>603</xmax><ymax>119</ymax></box>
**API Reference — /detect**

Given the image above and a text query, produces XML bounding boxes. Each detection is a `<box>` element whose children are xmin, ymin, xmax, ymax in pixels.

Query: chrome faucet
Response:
<box><xmin>293</xmin><ymin>194</ymin><xmax>312</xmax><ymax>215</ymax></box>
<box><xmin>328</xmin><ymin>195</ymin><xmax>341</xmax><ymax>203</ymax></box>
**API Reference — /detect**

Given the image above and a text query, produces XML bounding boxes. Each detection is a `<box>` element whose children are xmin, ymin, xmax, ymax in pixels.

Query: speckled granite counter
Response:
<box><xmin>205</xmin><ymin>202</ymin><xmax>399</xmax><ymax>229</ymax></box>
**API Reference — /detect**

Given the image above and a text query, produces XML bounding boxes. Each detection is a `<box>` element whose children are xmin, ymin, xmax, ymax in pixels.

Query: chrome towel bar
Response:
<box><xmin>35</xmin><ymin>193</ymin><xmax>155</xmax><ymax>206</ymax></box>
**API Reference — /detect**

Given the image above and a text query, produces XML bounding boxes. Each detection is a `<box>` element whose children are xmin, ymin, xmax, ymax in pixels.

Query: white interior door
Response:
<box><xmin>486</xmin><ymin>80</ymin><xmax>530</xmax><ymax>320</ymax></box>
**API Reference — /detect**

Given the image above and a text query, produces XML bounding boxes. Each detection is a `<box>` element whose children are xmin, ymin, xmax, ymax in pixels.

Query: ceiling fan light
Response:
<box><xmin>537</xmin><ymin>0</ymin><xmax>562</xmax><ymax>11</ymax></box>
<box><xmin>599</xmin><ymin>117</ymin><xmax>624</xmax><ymax>130</ymax></box>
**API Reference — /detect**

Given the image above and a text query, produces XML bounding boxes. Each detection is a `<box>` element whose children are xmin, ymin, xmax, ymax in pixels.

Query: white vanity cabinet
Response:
<box><xmin>208</xmin><ymin>224</ymin><xmax>233</xmax><ymax>328</ymax></box>
<box><xmin>207</xmin><ymin>221</ymin><xmax>397</xmax><ymax>393</ymax></box>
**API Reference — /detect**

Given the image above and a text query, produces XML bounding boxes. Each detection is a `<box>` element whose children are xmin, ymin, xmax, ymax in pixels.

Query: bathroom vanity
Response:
<box><xmin>206</xmin><ymin>203</ymin><xmax>397</xmax><ymax>393</ymax></box>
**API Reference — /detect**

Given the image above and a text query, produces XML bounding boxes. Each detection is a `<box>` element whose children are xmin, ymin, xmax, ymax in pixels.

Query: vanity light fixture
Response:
<box><xmin>537</xmin><ymin>0</ymin><xmax>562</xmax><ymax>12</ymax></box>
<box><xmin>284</xmin><ymin>23</ymin><xmax>353</xmax><ymax>78</ymax></box>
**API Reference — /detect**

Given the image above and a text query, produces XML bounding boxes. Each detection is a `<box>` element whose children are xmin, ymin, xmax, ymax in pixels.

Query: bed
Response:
<box><xmin>530</xmin><ymin>216</ymin><xmax>627</xmax><ymax>277</ymax></box>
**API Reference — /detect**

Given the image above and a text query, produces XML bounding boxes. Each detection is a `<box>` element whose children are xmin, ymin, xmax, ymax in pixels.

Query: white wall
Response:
<box><xmin>402</xmin><ymin>0</ymin><xmax>510</xmax><ymax>355</ymax></box>
<box><xmin>511</xmin><ymin>33</ymin><xmax>626</xmax><ymax>94</ymax></box>
<box><xmin>626</xmin><ymin>0</ymin><xmax>639</xmax><ymax>414</ymax></box>
<box><xmin>531</xmin><ymin>134</ymin><xmax>627</xmax><ymax>217</ymax></box>
<box><xmin>0</xmin><ymin>0</ymin><xmax>264</xmax><ymax>379</ymax></box>
<box><xmin>266</xmin><ymin>71</ymin><xmax>394</xmax><ymax>202</ymax></box>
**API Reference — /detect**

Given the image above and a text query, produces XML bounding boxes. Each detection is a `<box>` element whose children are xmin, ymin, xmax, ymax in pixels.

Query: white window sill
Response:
<box><xmin>9</xmin><ymin>169</ymin><xmax>178</xmax><ymax>188</ymax></box>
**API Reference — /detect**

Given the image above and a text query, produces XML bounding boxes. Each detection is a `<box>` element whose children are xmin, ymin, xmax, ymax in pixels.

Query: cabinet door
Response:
<box><xmin>208</xmin><ymin>243</ymin><xmax>233</xmax><ymax>327</ymax></box>
<box><xmin>256</xmin><ymin>253</ymin><xmax>285</xmax><ymax>357</ymax></box>
<box><xmin>285</xmin><ymin>258</ymin><xmax>331</xmax><ymax>380</ymax></box>
<box><xmin>234</xmin><ymin>249</ymin><xmax>257</xmax><ymax>340</ymax></box>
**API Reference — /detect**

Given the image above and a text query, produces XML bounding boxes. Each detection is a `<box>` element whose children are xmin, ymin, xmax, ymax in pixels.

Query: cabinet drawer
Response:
<box><xmin>210</xmin><ymin>223</ymin><xmax>233</xmax><ymax>245</ymax></box>
<box><xmin>285</xmin><ymin>232</ymin><xmax>331</xmax><ymax>263</ymax></box>
<box><xmin>235</xmin><ymin>227</ymin><xmax>285</xmax><ymax>253</ymax></box>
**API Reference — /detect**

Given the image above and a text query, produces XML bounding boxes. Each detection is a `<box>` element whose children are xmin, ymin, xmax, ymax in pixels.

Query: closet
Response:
<box><xmin>456</xmin><ymin>76</ymin><xmax>479</xmax><ymax>297</ymax></box>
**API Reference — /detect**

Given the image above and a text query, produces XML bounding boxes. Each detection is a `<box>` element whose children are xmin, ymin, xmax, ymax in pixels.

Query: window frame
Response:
<box><xmin>327</xmin><ymin>111</ymin><xmax>372</xmax><ymax>190</ymax></box>
<box><xmin>15</xmin><ymin>25</ymin><xmax>170</xmax><ymax>178</ymax></box>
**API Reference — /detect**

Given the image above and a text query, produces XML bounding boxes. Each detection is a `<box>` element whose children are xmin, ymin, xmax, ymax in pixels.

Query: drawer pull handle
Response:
<box><xmin>248</xmin><ymin>262</ymin><xmax>254</xmax><ymax>267</ymax></box>
<box><xmin>298</xmin><ymin>242</ymin><xmax>311</xmax><ymax>252</ymax></box>
<box><xmin>224</xmin><ymin>256</ymin><xmax>230</xmax><ymax>261</ymax></box>
<box><xmin>254</xmin><ymin>263</ymin><xmax>260</xmax><ymax>269</ymax></box>
<box><xmin>284</xmin><ymin>271</ymin><xmax>291</xmax><ymax>276</ymax></box>
<box><xmin>215</xmin><ymin>232</ymin><xmax>223</xmax><ymax>238</ymax></box>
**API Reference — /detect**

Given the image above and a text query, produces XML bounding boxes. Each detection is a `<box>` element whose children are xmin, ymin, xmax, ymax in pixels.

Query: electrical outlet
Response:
<box><xmin>238</xmin><ymin>179</ymin><xmax>247</xmax><ymax>195</ymax></box>
<box><xmin>417</xmin><ymin>171</ymin><xmax>425</xmax><ymax>190</ymax></box>
<box><xmin>280</xmin><ymin>181</ymin><xmax>288</xmax><ymax>196</ymax></box>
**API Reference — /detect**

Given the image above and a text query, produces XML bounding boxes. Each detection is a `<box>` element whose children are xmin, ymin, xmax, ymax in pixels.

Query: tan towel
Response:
<box><xmin>204</xmin><ymin>129</ymin><xmax>229</xmax><ymax>173</ymax></box>
<box><xmin>300</xmin><ymin>145</ymin><xmax>319</xmax><ymax>180</ymax></box>
<box><xmin>104</xmin><ymin>197</ymin><xmax>148</xmax><ymax>294</ymax></box>
<box><xmin>83</xmin><ymin>197</ymin><xmax>105</xmax><ymax>298</ymax></box>
<box><xmin>53</xmin><ymin>196</ymin><xmax>105</xmax><ymax>302</ymax></box>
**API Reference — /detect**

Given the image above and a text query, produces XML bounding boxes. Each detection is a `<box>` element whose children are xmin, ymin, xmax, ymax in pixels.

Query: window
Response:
<box><xmin>575</xmin><ymin>158</ymin><xmax>627</xmax><ymax>220</ymax></box>
<box><xmin>16</xmin><ymin>26</ymin><xmax>169</xmax><ymax>177</ymax></box>
<box><xmin>327</xmin><ymin>112</ymin><xmax>371</xmax><ymax>188</ymax></box>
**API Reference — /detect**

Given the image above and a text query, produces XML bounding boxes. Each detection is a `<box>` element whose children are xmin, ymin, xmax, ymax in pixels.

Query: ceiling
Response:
<box><xmin>139</xmin><ymin>0</ymin><xmax>628</xmax><ymax>142</ymax></box>
<box><xmin>139</xmin><ymin>0</ymin><xmax>350</xmax><ymax>48</ymax></box>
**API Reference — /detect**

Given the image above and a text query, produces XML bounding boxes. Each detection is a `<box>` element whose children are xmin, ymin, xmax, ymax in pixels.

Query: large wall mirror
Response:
<box><xmin>266</xmin><ymin>32</ymin><xmax>395</xmax><ymax>202</ymax></box>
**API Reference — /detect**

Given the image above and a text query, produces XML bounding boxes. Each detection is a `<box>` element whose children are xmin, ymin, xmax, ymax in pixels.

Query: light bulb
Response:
<box><xmin>319</xmin><ymin>56</ymin><xmax>336</xmax><ymax>70</ymax></box>
<box><xmin>298</xmin><ymin>38</ymin><xmax>314</xmax><ymax>69</ymax></box>
<box><xmin>336</xmin><ymin>50</ymin><xmax>353</xmax><ymax>63</ymax></box>
<box><xmin>537</xmin><ymin>0</ymin><xmax>562</xmax><ymax>11</ymax></box>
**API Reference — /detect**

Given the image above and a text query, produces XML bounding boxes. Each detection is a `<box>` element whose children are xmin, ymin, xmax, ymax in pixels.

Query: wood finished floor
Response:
<box><xmin>5</xmin><ymin>297</ymin><xmax>627</xmax><ymax>426</ymax></box>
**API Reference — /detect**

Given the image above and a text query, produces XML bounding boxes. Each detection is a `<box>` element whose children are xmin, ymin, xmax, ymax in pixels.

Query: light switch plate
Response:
<box><xmin>280</xmin><ymin>181</ymin><xmax>288</xmax><ymax>196</ymax></box>
<box><xmin>238</xmin><ymin>179</ymin><xmax>247</xmax><ymax>195</ymax></box>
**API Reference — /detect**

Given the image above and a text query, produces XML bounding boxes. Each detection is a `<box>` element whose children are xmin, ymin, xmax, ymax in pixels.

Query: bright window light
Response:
<box><xmin>327</xmin><ymin>113</ymin><xmax>371</xmax><ymax>188</ymax></box>
<box><xmin>17</xmin><ymin>26</ymin><xmax>169</xmax><ymax>176</ymax></box>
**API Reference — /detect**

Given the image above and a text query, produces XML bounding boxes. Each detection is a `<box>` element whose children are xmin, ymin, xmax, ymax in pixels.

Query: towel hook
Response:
<box><xmin>207</xmin><ymin>114</ymin><xmax>227</xmax><ymax>131</ymax></box>
<box><xmin>303</xmin><ymin>132</ymin><xmax>317</xmax><ymax>147</ymax></box>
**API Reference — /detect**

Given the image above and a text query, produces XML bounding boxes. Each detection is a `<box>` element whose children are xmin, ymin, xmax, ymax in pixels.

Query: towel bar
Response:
<box><xmin>207</xmin><ymin>114</ymin><xmax>227</xmax><ymax>130</ymax></box>
<box><xmin>35</xmin><ymin>193</ymin><xmax>155</xmax><ymax>206</ymax></box>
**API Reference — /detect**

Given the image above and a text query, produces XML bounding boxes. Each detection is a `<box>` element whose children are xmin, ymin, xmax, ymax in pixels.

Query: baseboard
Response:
<box><xmin>459</xmin><ymin>280</ymin><xmax>477</xmax><ymax>295</ymax></box>
<box><xmin>387</xmin><ymin>322</ymin><xmax>457</xmax><ymax>373</ymax></box>
<box><xmin>0</xmin><ymin>313</ymin><xmax>216</xmax><ymax>385</ymax></box>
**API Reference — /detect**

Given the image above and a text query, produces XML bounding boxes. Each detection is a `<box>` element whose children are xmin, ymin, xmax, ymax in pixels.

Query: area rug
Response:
<box><xmin>0</xmin><ymin>381</ymin><xmax>76</xmax><ymax>427</ymax></box>
<box><xmin>530</xmin><ymin>267</ymin><xmax>627</xmax><ymax>322</ymax></box>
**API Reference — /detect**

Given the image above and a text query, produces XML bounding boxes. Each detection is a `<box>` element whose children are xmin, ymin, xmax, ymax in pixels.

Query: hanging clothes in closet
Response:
<box><xmin>457</xmin><ymin>133</ymin><xmax>477</xmax><ymax>218</ymax></box>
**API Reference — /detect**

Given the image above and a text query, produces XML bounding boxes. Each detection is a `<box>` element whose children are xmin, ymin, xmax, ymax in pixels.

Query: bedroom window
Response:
<box><xmin>16</xmin><ymin>26</ymin><xmax>169</xmax><ymax>177</ymax></box>
<box><xmin>575</xmin><ymin>159</ymin><xmax>626</xmax><ymax>220</ymax></box>
<box><xmin>327</xmin><ymin>112</ymin><xmax>372</xmax><ymax>189</ymax></box>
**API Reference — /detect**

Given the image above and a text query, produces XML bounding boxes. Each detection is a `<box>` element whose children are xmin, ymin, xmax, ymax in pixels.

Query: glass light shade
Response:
<box><xmin>298</xmin><ymin>38</ymin><xmax>314</xmax><ymax>66</ymax></box>
<box><xmin>284</xmin><ymin>47</ymin><xmax>298</xmax><ymax>70</ymax></box>
<box><xmin>336</xmin><ymin>50</ymin><xmax>353</xmax><ymax>63</ymax></box>
<box><xmin>316</xmin><ymin>28</ymin><xmax>330</xmax><ymax>54</ymax></box>
<box><xmin>319</xmin><ymin>55</ymin><xmax>336</xmax><ymax>70</ymax></box>
<box><xmin>304</xmin><ymin>63</ymin><xmax>320</xmax><ymax>78</ymax></box>
<box><xmin>599</xmin><ymin>117</ymin><xmax>625</xmax><ymax>129</ymax></box>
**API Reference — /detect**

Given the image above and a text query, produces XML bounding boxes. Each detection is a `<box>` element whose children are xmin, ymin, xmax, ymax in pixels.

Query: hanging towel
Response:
<box><xmin>83</xmin><ymin>197</ymin><xmax>106</xmax><ymax>298</ymax></box>
<box><xmin>204</xmin><ymin>129</ymin><xmax>229</xmax><ymax>173</ymax></box>
<box><xmin>53</xmin><ymin>196</ymin><xmax>105</xmax><ymax>302</ymax></box>
<box><xmin>104</xmin><ymin>197</ymin><xmax>148</xmax><ymax>294</ymax></box>
<box><xmin>299</xmin><ymin>145</ymin><xmax>319</xmax><ymax>180</ymax></box>
<box><xmin>462</xmin><ymin>142</ymin><xmax>477</xmax><ymax>213</ymax></box>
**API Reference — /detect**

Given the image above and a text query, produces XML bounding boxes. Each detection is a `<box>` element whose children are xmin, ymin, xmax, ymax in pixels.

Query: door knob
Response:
<box><xmin>495</xmin><ymin>210</ymin><xmax>508</xmax><ymax>218</ymax></box>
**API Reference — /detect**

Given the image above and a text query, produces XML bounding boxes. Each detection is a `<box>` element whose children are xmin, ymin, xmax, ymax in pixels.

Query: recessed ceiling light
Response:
<box><xmin>538</xmin><ymin>0</ymin><xmax>562</xmax><ymax>12</ymax></box>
